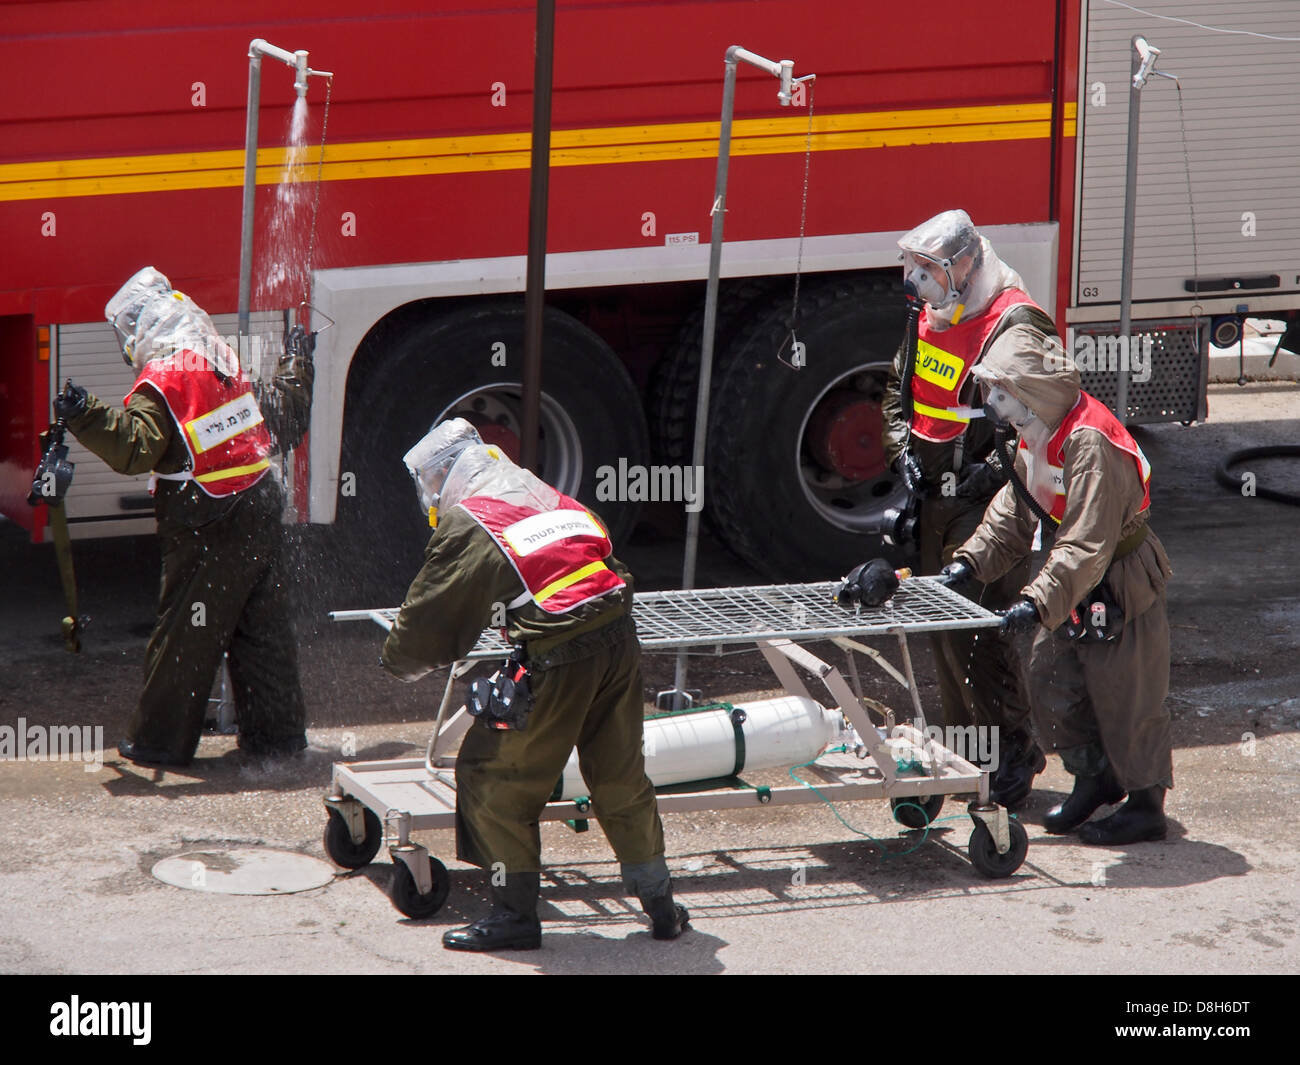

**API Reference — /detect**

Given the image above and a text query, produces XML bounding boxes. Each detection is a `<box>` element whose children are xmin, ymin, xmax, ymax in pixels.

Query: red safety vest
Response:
<box><xmin>127</xmin><ymin>349</ymin><xmax>272</xmax><ymax>498</ymax></box>
<box><xmin>910</xmin><ymin>287</ymin><xmax>1039</xmax><ymax>443</ymax></box>
<box><xmin>1024</xmin><ymin>392</ymin><xmax>1152</xmax><ymax>524</ymax></box>
<box><xmin>457</xmin><ymin>494</ymin><xmax>627</xmax><ymax>614</ymax></box>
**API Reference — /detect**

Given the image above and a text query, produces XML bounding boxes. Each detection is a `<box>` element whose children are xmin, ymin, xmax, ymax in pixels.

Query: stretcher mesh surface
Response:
<box><xmin>343</xmin><ymin>577</ymin><xmax>1000</xmax><ymax>662</ymax></box>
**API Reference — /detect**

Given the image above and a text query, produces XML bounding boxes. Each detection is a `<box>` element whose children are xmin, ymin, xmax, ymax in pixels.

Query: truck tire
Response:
<box><xmin>339</xmin><ymin>301</ymin><xmax>649</xmax><ymax>593</ymax></box>
<box><xmin>705</xmin><ymin>274</ymin><xmax>910</xmax><ymax>580</ymax></box>
<box><xmin>648</xmin><ymin>277</ymin><xmax>784</xmax><ymax>467</ymax></box>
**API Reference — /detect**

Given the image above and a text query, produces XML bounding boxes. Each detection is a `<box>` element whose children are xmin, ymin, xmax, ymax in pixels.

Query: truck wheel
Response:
<box><xmin>340</xmin><ymin>301</ymin><xmax>649</xmax><ymax>588</ymax></box>
<box><xmin>705</xmin><ymin>274</ymin><xmax>911</xmax><ymax>580</ymax></box>
<box><xmin>648</xmin><ymin>278</ymin><xmax>783</xmax><ymax>466</ymax></box>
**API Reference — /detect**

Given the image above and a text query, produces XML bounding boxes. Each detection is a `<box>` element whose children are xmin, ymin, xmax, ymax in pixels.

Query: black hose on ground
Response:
<box><xmin>1214</xmin><ymin>445</ymin><xmax>1300</xmax><ymax>506</ymax></box>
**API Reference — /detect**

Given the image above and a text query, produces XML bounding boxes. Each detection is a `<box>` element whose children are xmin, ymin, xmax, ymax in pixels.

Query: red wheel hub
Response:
<box><xmin>467</xmin><ymin>420</ymin><xmax>521</xmax><ymax>463</ymax></box>
<box><xmin>807</xmin><ymin>390</ymin><xmax>885</xmax><ymax>481</ymax></box>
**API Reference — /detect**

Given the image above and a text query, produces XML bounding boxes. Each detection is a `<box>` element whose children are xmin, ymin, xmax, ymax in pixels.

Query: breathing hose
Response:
<box><xmin>994</xmin><ymin>426</ymin><xmax>1056</xmax><ymax>539</ymax></box>
<box><xmin>1214</xmin><ymin>445</ymin><xmax>1300</xmax><ymax>506</ymax></box>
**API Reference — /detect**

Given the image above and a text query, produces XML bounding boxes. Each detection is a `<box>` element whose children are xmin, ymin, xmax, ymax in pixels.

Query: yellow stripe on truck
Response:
<box><xmin>0</xmin><ymin>102</ymin><xmax>1077</xmax><ymax>203</ymax></box>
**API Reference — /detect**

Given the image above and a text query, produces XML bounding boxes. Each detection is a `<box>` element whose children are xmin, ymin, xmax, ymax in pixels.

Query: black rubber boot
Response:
<box><xmin>988</xmin><ymin>732</ymin><xmax>1047</xmax><ymax>810</ymax></box>
<box><xmin>642</xmin><ymin>889</ymin><xmax>690</xmax><ymax>940</ymax></box>
<box><xmin>1042</xmin><ymin>766</ymin><xmax>1125</xmax><ymax>834</ymax></box>
<box><xmin>118</xmin><ymin>739</ymin><xmax>191</xmax><ymax>768</ymax></box>
<box><xmin>443</xmin><ymin>872</ymin><xmax>542</xmax><ymax>952</ymax></box>
<box><xmin>1078</xmin><ymin>786</ymin><xmax>1167</xmax><ymax>845</ymax></box>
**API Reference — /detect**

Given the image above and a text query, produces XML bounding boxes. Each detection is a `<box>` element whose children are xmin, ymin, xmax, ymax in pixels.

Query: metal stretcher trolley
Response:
<box><xmin>327</xmin><ymin>577</ymin><xmax>1029</xmax><ymax>918</ymax></box>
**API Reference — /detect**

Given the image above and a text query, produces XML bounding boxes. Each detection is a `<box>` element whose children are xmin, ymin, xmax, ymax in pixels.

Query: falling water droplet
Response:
<box><xmin>255</xmin><ymin>96</ymin><xmax>313</xmax><ymax>317</ymax></box>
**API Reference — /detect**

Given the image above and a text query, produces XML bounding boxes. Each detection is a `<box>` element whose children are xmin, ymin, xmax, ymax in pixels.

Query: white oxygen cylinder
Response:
<box><xmin>554</xmin><ymin>696</ymin><xmax>847</xmax><ymax>801</ymax></box>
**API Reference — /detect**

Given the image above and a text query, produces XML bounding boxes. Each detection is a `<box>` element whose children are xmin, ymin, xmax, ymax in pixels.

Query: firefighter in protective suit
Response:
<box><xmin>54</xmin><ymin>266</ymin><xmax>313</xmax><ymax>767</ymax></box>
<box><xmin>381</xmin><ymin>419</ymin><xmax>688</xmax><ymax>951</ymax></box>
<box><xmin>880</xmin><ymin>210</ymin><xmax>1052</xmax><ymax>807</ymax></box>
<box><xmin>942</xmin><ymin>325</ymin><xmax>1174</xmax><ymax>845</ymax></box>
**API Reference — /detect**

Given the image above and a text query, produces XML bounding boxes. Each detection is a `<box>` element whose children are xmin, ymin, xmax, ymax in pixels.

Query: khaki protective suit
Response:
<box><xmin>882</xmin><ymin>238</ymin><xmax>1055</xmax><ymax>739</ymax></box>
<box><xmin>66</xmin><ymin>290</ymin><xmax>312</xmax><ymax>764</ymax></box>
<box><xmin>381</xmin><ymin>454</ymin><xmax>666</xmax><ymax>883</ymax></box>
<box><xmin>955</xmin><ymin>326</ymin><xmax>1174</xmax><ymax>791</ymax></box>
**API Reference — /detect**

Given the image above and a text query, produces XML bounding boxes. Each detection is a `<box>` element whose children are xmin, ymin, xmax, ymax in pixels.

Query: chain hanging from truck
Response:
<box><xmin>780</xmin><ymin>76</ymin><xmax>817</xmax><ymax>370</ymax></box>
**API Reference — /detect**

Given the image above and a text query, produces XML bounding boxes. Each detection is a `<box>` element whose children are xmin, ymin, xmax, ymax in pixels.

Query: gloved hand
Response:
<box><xmin>894</xmin><ymin>450</ymin><xmax>928</xmax><ymax>497</ymax></box>
<box><xmin>937</xmin><ymin>558</ymin><xmax>974</xmax><ymax>588</ymax></box>
<box><xmin>285</xmin><ymin>324</ymin><xmax>317</xmax><ymax>361</ymax></box>
<box><xmin>54</xmin><ymin>380</ymin><xmax>88</xmax><ymax>422</ymax></box>
<box><xmin>999</xmin><ymin>597</ymin><xmax>1041</xmax><ymax>635</ymax></box>
<box><xmin>954</xmin><ymin>460</ymin><xmax>1007</xmax><ymax>500</ymax></box>
<box><xmin>834</xmin><ymin>559</ymin><xmax>900</xmax><ymax>609</ymax></box>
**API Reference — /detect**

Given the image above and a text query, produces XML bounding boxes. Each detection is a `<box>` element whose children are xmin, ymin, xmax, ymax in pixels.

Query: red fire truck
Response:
<box><xmin>3</xmin><ymin>1</ymin><xmax>1296</xmax><ymax>579</ymax></box>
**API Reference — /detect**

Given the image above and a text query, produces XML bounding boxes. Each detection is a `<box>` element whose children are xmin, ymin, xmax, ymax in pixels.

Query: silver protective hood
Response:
<box><xmin>898</xmin><ymin>211</ymin><xmax>1026</xmax><ymax>329</ymax></box>
<box><xmin>104</xmin><ymin>266</ymin><xmax>236</xmax><ymax>375</ymax></box>
<box><xmin>401</xmin><ymin>417</ymin><xmax>483</xmax><ymax>518</ymax></box>
<box><xmin>440</xmin><ymin>445</ymin><xmax>562</xmax><ymax>515</ymax></box>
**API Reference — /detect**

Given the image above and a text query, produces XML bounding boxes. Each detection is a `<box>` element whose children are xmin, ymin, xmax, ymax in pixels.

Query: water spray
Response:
<box><xmin>238</xmin><ymin>39</ymin><xmax>334</xmax><ymax>347</ymax></box>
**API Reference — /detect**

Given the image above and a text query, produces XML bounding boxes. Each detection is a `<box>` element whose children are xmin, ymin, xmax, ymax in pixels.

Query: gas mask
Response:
<box><xmin>105</xmin><ymin>267</ymin><xmax>174</xmax><ymax>369</ymax></box>
<box><xmin>897</xmin><ymin>210</ymin><xmax>981</xmax><ymax>314</ymax></box>
<box><xmin>402</xmin><ymin>418</ymin><xmax>483</xmax><ymax>526</ymax></box>
<box><xmin>982</xmin><ymin>383</ymin><xmax>1051</xmax><ymax>449</ymax></box>
<box><xmin>901</xmin><ymin>250</ymin><xmax>962</xmax><ymax>310</ymax></box>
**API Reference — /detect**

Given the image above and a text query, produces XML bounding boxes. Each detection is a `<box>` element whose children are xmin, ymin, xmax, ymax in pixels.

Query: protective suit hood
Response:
<box><xmin>402</xmin><ymin>418</ymin><xmax>483</xmax><ymax>518</ymax></box>
<box><xmin>897</xmin><ymin>211</ymin><xmax>1026</xmax><ymax>329</ymax></box>
<box><xmin>105</xmin><ymin>266</ymin><xmax>236</xmax><ymax>376</ymax></box>
<box><xmin>440</xmin><ymin>445</ymin><xmax>562</xmax><ymax>515</ymax></box>
<box><xmin>973</xmin><ymin>323</ymin><xmax>1081</xmax><ymax>435</ymax></box>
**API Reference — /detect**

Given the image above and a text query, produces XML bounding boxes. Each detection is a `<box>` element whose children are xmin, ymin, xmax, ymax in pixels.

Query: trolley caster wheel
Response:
<box><xmin>323</xmin><ymin>807</ymin><xmax>383</xmax><ymax>869</ymax></box>
<box><xmin>891</xmin><ymin>794</ymin><xmax>943</xmax><ymax>829</ymax></box>
<box><xmin>390</xmin><ymin>855</ymin><xmax>451</xmax><ymax>919</ymax></box>
<box><xmin>968</xmin><ymin>818</ymin><xmax>1029</xmax><ymax>878</ymax></box>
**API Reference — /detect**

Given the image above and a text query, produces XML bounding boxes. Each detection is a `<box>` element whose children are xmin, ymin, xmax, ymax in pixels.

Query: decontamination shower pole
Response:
<box><xmin>664</xmin><ymin>46</ymin><xmax>814</xmax><ymax>710</ymax></box>
<box><xmin>238</xmin><ymin>39</ymin><xmax>332</xmax><ymax>346</ymax></box>
<box><xmin>1117</xmin><ymin>35</ymin><xmax>1176</xmax><ymax>427</ymax></box>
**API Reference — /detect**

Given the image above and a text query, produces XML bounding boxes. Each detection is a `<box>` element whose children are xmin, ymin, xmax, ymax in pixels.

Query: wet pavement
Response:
<box><xmin>1</xmin><ymin>382</ymin><xmax>1297</xmax><ymax>974</ymax></box>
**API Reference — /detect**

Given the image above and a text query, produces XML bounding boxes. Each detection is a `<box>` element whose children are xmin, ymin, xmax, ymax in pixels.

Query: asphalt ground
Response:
<box><xmin>1</xmin><ymin>382</ymin><xmax>1298</xmax><ymax>979</ymax></box>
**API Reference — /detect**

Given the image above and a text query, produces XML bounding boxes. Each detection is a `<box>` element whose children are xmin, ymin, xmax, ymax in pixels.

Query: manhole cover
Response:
<box><xmin>152</xmin><ymin>849</ymin><xmax>335</xmax><ymax>895</ymax></box>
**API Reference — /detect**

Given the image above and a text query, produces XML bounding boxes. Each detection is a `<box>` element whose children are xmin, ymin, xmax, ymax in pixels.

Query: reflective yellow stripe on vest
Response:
<box><xmin>194</xmin><ymin>458</ymin><xmax>271</xmax><ymax>484</ymax></box>
<box><xmin>534</xmin><ymin>560</ymin><xmax>611</xmax><ymax>604</ymax></box>
<box><xmin>912</xmin><ymin>399</ymin><xmax>972</xmax><ymax>424</ymax></box>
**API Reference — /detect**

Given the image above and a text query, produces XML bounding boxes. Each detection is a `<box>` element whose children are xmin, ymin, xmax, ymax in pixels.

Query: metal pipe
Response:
<box><xmin>521</xmin><ymin>0</ymin><xmax>556</xmax><ymax>474</ymax></box>
<box><xmin>238</xmin><ymin>51</ymin><xmax>263</xmax><ymax>341</ymax></box>
<box><xmin>250</xmin><ymin>38</ymin><xmax>297</xmax><ymax>66</ymax></box>
<box><xmin>669</xmin><ymin>53</ymin><xmax>738</xmax><ymax>705</ymax></box>
<box><xmin>668</xmin><ymin>45</ymin><xmax>809</xmax><ymax>708</ymax></box>
<box><xmin>1116</xmin><ymin>37</ymin><xmax>1146</xmax><ymax>425</ymax></box>
<box><xmin>1116</xmin><ymin>36</ymin><xmax>1169</xmax><ymax>426</ymax></box>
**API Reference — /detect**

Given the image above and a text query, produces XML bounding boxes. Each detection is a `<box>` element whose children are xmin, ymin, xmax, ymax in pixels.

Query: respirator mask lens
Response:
<box><xmin>901</xmin><ymin>251</ymin><xmax>955</xmax><ymax>308</ymax></box>
<box><xmin>111</xmin><ymin>317</ymin><xmax>137</xmax><ymax>367</ymax></box>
